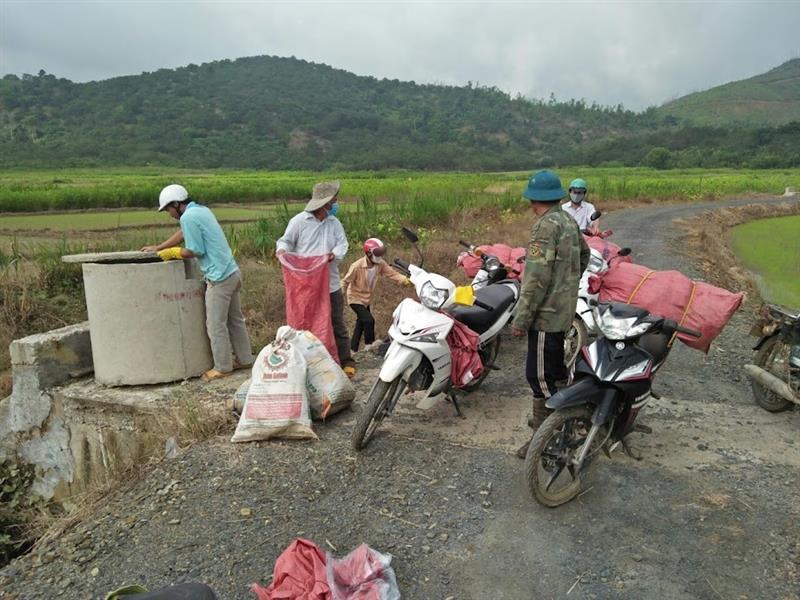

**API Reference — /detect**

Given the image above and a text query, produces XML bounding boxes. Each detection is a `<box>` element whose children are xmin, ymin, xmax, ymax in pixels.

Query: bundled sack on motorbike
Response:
<box><xmin>594</xmin><ymin>261</ymin><xmax>743</xmax><ymax>352</ymax></box>
<box><xmin>251</xmin><ymin>538</ymin><xmax>400</xmax><ymax>600</ymax></box>
<box><xmin>279</xmin><ymin>253</ymin><xmax>339</xmax><ymax>363</ymax></box>
<box><xmin>448</xmin><ymin>318</ymin><xmax>485</xmax><ymax>388</ymax></box>
<box><xmin>583</xmin><ymin>234</ymin><xmax>633</xmax><ymax>264</ymax></box>
<box><xmin>231</xmin><ymin>332</ymin><xmax>316</xmax><ymax>443</ymax></box>
<box><xmin>276</xmin><ymin>325</ymin><xmax>356</xmax><ymax>419</ymax></box>
<box><xmin>457</xmin><ymin>243</ymin><xmax>526</xmax><ymax>279</ymax></box>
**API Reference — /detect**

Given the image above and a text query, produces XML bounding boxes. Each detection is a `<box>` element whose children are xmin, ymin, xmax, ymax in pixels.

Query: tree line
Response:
<box><xmin>1</xmin><ymin>56</ymin><xmax>798</xmax><ymax>170</ymax></box>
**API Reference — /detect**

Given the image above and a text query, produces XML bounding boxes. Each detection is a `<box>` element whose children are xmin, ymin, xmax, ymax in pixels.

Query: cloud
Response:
<box><xmin>1</xmin><ymin>0</ymin><xmax>798</xmax><ymax>110</ymax></box>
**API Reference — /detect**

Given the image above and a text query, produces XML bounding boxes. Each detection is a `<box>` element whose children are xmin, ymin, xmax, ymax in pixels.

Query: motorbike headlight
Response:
<box><xmin>596</xmin><ymin>310</ymin><xmax>653</xmax><ymax>340</ymax></box>
<box><xmin>485</xmin><ymin>256</ymin><xmax>501</xmax><ymax>273</ymax></box>
<box><xmin>587</xmin><ymin>253</ymin><xmax>605</xmax><ymax>273</ymax></box>
<box><xmin>419</xmin><ymin>281</ymin><xmax>449</xmax><ymax>310</ymax></box>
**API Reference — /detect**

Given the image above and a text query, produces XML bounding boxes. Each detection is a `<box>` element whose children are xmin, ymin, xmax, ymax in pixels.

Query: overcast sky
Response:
<box><xmin>1</xmin><ymin>1</ymin><xmax>799</xmax><ymax>110</ymax></box>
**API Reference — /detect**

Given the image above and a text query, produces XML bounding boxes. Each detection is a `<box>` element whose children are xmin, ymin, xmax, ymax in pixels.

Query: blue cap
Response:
<box><xmin>522</xmin><ymin>170</ymin><xmax>567</xmax><ymax>202</ymax></box>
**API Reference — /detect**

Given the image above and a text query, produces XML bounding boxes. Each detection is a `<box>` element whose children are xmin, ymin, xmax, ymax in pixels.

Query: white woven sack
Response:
<box><xmin>231</xmin><ymin>336</ymin><xmax>316</xmax><ymax>442</ymax></box>
<box><xmin>277</xmin><ymin>326</ymin><xmax>356</xmax><ymax>419</ymax></box>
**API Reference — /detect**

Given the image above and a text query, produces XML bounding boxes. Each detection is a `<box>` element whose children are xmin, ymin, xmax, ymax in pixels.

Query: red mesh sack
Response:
<box><xmin>446</xmin><ymin>319</ymin><xmax>484</xmax><ymax>388</ymax></box>
<box><xmin>597</xmin><ymin>261</ymin><xmax>742</xmax><ymax>353</ymax></box>
<box><xmin>456</xmin><ymin>244</ymin><xmax>525</xmax><ymax>280</ymax></box>
<box><xmin>583</xmin><ymin>235</ymin><xmax>633</xmax><ymax>264</ymax></box>
<box><xmin>279</xmin><ymin>253</ymin><xmax>338</xmax><ymax>363</ymax></box>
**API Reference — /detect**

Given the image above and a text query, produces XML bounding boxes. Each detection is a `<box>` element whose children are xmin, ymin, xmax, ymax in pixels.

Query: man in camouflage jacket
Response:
<box><xmin>511</xmin><ymin>170</ymin><xmax>590</xmax><ymax>458</ymax></box>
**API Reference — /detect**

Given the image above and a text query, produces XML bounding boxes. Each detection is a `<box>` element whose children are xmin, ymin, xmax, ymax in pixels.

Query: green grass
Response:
<box><xmin>1</xmin><ymin>167</ymin><xmax>799</xmax><ymax>213</ymax></box>
<box><xmin>729</xmin><ymin>215</ymin><xmax>800</xmax><ymax>308</ymax></box>
<box><xmin>0</xmin><ymin>205</ymin><xmax>291</xmax><ymax>231</ymax></box>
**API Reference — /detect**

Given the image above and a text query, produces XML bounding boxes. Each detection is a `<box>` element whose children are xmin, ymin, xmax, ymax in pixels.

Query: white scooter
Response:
<box><xmin>351</xmin><ymin>229</ymin><xmax>520</xmax><ymax>451</ymax></box>
<box><xmin>573</xmin><ymin>212</ymin><xmax>631</xmax><ymax>345</ymax></box>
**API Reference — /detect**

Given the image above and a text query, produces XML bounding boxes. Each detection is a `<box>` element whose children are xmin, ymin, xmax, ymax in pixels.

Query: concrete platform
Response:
<box><xmin>1</xmin><ymin>320</ymin><xmax>248</xmax><ymax>502</ymax></box>
<box><xmin>62</xmin><ymin>250</ymin><xmax>160</xmax><ymax>264</ymax></box>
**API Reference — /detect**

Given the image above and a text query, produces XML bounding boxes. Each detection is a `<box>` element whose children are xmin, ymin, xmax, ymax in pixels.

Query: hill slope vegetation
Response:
<box><xmin>1</xmin><ymin>55</ymin><xmax>799</xmax><ymax>170</ymax></box>
<box><xmin>659</xmin><ymin>58</ymin><xmax>800</xmax><ymax>126</ymax></box>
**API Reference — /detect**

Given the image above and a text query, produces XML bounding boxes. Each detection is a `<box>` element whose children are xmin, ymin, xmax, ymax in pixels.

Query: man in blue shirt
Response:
<box><xmin>143</xmin><ymin>184</ymin><xmax>253</xmax><ymax>381</ymax></box>
<box><xmin>276</xmin><ymin>180</ymin><xmax>356</xmax><ymax>377</ymax></box>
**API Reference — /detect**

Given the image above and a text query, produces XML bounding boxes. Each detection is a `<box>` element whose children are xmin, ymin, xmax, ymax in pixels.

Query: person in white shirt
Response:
<box><xmin>561</xmin><ymin>178</ymin><xmax>600</xmax><ymax>234</ymax></box>
<box><xmin>275</xmin><ymin>180</ymin><xmax>356</xmax><ymax>377</ymax></box>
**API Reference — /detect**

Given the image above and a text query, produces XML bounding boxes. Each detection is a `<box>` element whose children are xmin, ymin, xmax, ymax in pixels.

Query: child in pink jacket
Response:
<box><xmin>342</xmin><ymin>238</ymin><xmax>411</xmax><ymax>351</ymax></box>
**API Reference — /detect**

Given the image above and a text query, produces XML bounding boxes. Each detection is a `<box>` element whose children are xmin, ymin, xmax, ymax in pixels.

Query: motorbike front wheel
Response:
<box><xmin>351</xmin><ymin>377</ymin><xmax>404</xmax><ymax>451</ymax></box>
<box><xmin>752</xmin><ymin>336</ymin><xmax>794</xmax><ymax>412</ymax></box>
<box><xmin>524</xmin><ymin>406</ymin><xmax>599</xmax><ymax>507</ymax></box>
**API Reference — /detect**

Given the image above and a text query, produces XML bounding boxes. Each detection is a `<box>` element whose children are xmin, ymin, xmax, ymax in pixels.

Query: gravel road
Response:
<box><xmin>2</xmin><ymin>196</ymin><xmax>799</xmax><ymax>600</ymax></box>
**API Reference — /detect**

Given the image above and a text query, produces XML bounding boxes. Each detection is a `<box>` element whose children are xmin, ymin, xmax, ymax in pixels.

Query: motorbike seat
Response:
<box><xmin>449</xmin><ymin>284</ymin><xmax>516</xmax><ymax>334</ymax></box>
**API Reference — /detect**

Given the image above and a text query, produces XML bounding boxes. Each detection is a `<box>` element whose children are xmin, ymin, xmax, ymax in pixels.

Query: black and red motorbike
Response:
<box><xmin>524</xmin><ymin>301</ymin><xmax>701</xmax><ymax>507</ymax></box>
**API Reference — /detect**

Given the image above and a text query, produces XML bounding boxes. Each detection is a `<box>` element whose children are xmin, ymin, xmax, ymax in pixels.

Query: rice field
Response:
<box><xmin>729</xmin><ymin>215</ymin><xmax>800</xmax><ymax>308</ymax></box>
<box><xmin>1</xmin><ymin>167</ymin><xmax>797</xmax><ymax>213</ymax></box>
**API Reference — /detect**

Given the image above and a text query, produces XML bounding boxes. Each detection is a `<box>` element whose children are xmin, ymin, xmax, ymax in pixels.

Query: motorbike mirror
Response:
<box><xmin>590</xmin><ymin>210</ymin><xmax>602</xmax><ymax>221</ymax></box>
<box><xmin>618</xmin><ymin>247</ymin><xmax>632</xmax><ymax>257</ymax></box>
<box><xmin>402</xmin><ymin>227</ymin><xmax>419</xmax><ymax>244</ymax></box>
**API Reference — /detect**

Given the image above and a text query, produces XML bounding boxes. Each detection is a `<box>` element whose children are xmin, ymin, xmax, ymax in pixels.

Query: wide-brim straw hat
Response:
<box><xmin>305</xmin><ymin>180</ymin><xmax>341</xmax><ymax>212</ymax></box>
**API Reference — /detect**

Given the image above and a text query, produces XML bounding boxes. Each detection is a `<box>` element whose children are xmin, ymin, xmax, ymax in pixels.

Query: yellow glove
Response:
<box><xmin>453</xmin><ymin>285</ymin><xmax>475</xmax><ymax>306</ymax></box>
<box><xmin>157</xmin><ymin>247</ymin><xmax>184</xmax><ymax>261</ymax></box>
<box><xmin>403</xmin><ymin>278</ymin><xmax>414</xmax><ymax>287</ymax></box>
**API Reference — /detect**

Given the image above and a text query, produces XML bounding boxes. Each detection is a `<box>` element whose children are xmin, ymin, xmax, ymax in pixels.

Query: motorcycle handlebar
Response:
<box><xmin>393</xmin><ymin>258</ymin><xmax>411</xmax><ymax>276</ymax></box>
<box><xmin>458</xmin><ymin>240</ymin><xmax>472</xmax><ymax>249</ymax></box>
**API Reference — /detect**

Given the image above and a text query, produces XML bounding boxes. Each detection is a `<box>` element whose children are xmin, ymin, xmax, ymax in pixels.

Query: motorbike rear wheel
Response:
<box><xmin>564</xmin><ymin>318</ymin><xmax>587</xmax><ymax>368</ymax></box>
<box><xmin>752</xmin><ymin>336</ymin><xmax>794</xmax><ymax>412</ymax></box>
<box><xmin>351</xmin><ymin>377</ymin><xmax>404</xmax><ymax>451</ymax></box>
<box><xmin>525</xmin><ymin>406</ymin><xmax>599</xmax><ymax>507</ymax></box>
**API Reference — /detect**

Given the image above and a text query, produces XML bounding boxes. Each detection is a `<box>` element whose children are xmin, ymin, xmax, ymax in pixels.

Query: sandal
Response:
<box><xmin>201</xmin><ymin>369</ymin><xmax>232</xmax><ymax>382</ymax></box>
<box><xmin>343</xmin><ymin>366</ymin><xmax>356</xmax><ymax>379</ymax></box>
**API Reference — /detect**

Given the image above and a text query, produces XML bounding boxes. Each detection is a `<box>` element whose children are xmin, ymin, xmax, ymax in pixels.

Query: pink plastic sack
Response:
<box><xmin>583</xmin><ymin>234</ymin><xmax>633</xmax><ymax>264</ymax></box>
<box><xmin>456</xmin><ymin>244</ymin><xmax>526</xmax><ymax>279</ymax></box>
<box><xmin>251</xmin><ymin>539</ymin><xmax>400</xmax><ymax>600</ymax></box>
<box><xmin>447</xmin><ymin>319</ymin><xmax>484</xmax><ymax>388</ymax></box>
<box><xmin>597</xmin><ymin>261</ymin><xmax>743</xmax><ymax>353</ymax></box>
<box><xmin>280</xmin><ymin>253</ymin><xmax>338</xmax><ymax>364</ymax></box>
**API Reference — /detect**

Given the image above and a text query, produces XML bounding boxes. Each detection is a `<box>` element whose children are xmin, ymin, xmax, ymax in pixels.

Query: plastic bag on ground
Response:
<box><xmin>277</xmin><ymin>326</ymin><xmax>356</xmax><ymax>419</ymax></box>
<box><xmin>231</xmin><ymin>336</ymin><xmax>316</xmax><ymax>442</ymax></box>
<box><xmin>597</xmin><ymin>261</ymin><xmax>743</xmax><ymax>353</ymax></box>
<box><xmin>251</xmin><ymin>538</ymin><xmax>400</xmax><ymax>600</ymax></box>
<box><xmin>280</xmin><ymin>253</ymin><xmax>339</xmax><ymax>364</ymax></box>
<box><xmin>328</xmin><ymin>543</ymin><xmax>400</xmax><ymax>600</ymax></box>
<box><xmin>447</xmin><ymin>319</ymin><xmax>484</xmax><ymax>388</ymax></box>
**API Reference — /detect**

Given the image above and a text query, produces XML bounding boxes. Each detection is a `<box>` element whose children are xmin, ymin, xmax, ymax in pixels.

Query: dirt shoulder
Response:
<box><xmin>1</xmin><ymin>196</ymin><xmax>799</xmax><ymax>600</ymax></box>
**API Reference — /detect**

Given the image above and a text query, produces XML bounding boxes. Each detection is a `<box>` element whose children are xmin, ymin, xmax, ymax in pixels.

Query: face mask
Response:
<box><xmin>570</xmin><ymin>192</ymin><xmax>585</xmax><ymax>204</ymax></box>
<box><xmin>370</xmin><ymin>255</ymin><xmax>384</xmax><ymax>264</ymax></box>
<box><xmin>327</xmin><ymin>203</ymin><xmax>339</xmax><ymax>217</ymax></box>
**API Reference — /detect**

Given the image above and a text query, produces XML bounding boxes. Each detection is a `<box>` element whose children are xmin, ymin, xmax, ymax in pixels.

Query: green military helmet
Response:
<box><xmin>522</xmin><ymin>170</ymin><xmax>567</xmax><ymax>202</ymax></box>
<box><xmin>569</xmin><ymin>178</ymin><xmax>588</xmax><ymax>192</ymax></box>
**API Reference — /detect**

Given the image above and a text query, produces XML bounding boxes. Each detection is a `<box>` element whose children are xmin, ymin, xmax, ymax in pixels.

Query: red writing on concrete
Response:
<box><xmin>159</xmin><ymin>289</ymin><xmax>204</xmax><ymax>302</ymax></box>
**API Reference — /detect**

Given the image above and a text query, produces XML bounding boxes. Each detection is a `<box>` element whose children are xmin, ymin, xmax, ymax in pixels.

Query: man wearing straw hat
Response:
<box><xmin>276</xmin><ymin>180</ymin><xmax>356</xmax><ymax>377</ymax></box>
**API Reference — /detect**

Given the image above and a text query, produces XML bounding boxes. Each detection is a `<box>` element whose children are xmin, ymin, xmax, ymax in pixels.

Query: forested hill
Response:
<box><xmin>659</xmin><ymin>58</ymin><xmax>800</xmax><ymax>126</ymax></box>
<box><xmin>1</xmin><ymin>55</ymin><xmax>799</xmax><ymax>170</ymax></box>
